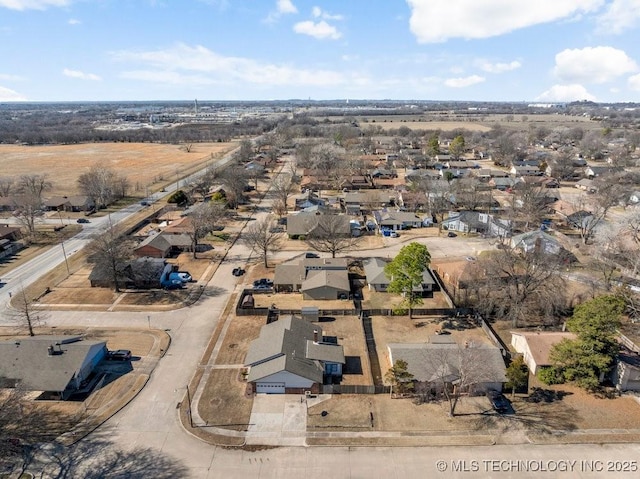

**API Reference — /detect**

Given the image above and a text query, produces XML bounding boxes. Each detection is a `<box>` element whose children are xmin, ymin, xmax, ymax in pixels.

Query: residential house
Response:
<box><xmin>613</xmin><ymin>348</ymin><xmax>640</xmax><ymax>392</ymax></box>
<box><xmin>584</xmin><ymin>165</ymin><xmax>624</xmax><ymax>179</ymax></box>
<box><xmin>133</xmin><ymin>232</ymin><xmax>193</xmax><ymax>258</ymax></box>
<box><xmin>273</xmin><ymin>257</ymin><xmax>350</xmax><ymax>300</ymax></box>
<box><xmin>0</xmin><ymin>335</ymin><xmax>107</xmax><ymax>400</ymax></box>
<box><xmin>43</xmin><ymin>195</ymin><xmax>95</xmax><ymax>213</ymax></box>
<box><xmin>397</xmin><ymin>191</ymin><xmax>429</xmax><ymax>212</ymax></box>
<box><xmin>0</xmin><ymin>224</ymin><xmax>21</xmax><ymax>242</ymax></box>
<box><xmin>370</xmin><ymin>168</ymin><xmax>397</xmax><ymax>179</ymax></box>
<box><xmin>387</xmin><ymin>336</ymin><xmax>507</xmax><ymax>396</ymax></box>
<box><xmin>245</xmin><ymin>315</ymin><xmax>345</xmax><ymax>394</ymax></box>
<box><xmin>441</xmin><ymin>211</ymin><xmax>511</xmax><ymax>237</ymax></box>
<box><xmin>510</xmin><ymin>230</ymin><xmax>563</xmax><ymax>255</ymax></box>
<box><xmin>285</xmin><ymin>211</ymin><xmax>351</xmax><ymax>239</ymax></box>
<box><xmin>373</xmin><ymin>210</ymin><xmax>425</xmax><ymax>232</ymax></box>
<box><xmin>510</xmin><ymin>165</ymin><xmax>542</xmax><ymax>177</ymax></box>
<box><xmin>294</xmin><ymin>191</ymin><xmax>326</xmax><ymax>210</ymax></box>
<box><xmin>342</xmin><ymin>190</ymin><xmax>397</xmax><ymax>215</ymax></box>
<box><xmin>575</xmin><ymin>178</ymin><xmax>597</xmax><ymax>192</ymax></box>
<box><xmin>89</xmin><ymin>257</ymin><xmax>167</xmax><ymax>289</ymax></box>
<box><xmin>510</xmin><ymin>331</ymin><xmax>576</xmax><ymax>375</ymax></box>
<box><xmin>363</xmin><ymin>257</ymin><xmax>436</xmax><ymax>294</ymax></box>
<box><xmin>489</xmin><ymin>177</ymin><xmax>518</xmax><ymax>191</ymax></box>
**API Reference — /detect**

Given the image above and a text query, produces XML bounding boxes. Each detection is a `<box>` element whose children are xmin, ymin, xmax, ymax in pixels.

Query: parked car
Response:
<box><xmin>447</xmin><ymin>231</ymin><xmax>457</xmax><ymax>237</ymax></box>
<box><xmin>77</xmin><ymin>218</ymin><xmax>90</xmax><ymax>224</ymax></box>
<box><xmin>140</xmin><ymin>201</ymin><xmax>149</xmax><ymax>206</ymax></box>
<box><xmin>107</xmin><ymin>349</ymin><xmax>132</xmax><ymax>361</ymax></box>
<box><xmin>253</xmin><ymin>278</ymin><xmax>273</xmax><ymax>287</ymax></box>
<box><xmin>305</xmin><ymin>252</ymin><xmax>319</xmax><ymax>258</ymax></box>
<box><xmin>253</xmin><ymin>284</ymin><xmax>272</xmax><ymax>290</ymax></box>
<box><xmin>486</xmin><ymin>390</ymin><xmax>511</xmax><ymax>414</ymax></box>
<box><xmin>232</xmin><ymin>267</ymin><xmax>245</xmax><ymax>276</ymax></box>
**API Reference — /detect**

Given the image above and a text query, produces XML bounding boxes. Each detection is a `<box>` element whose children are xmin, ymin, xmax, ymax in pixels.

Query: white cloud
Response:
<box><xmin>597</xmin><ymin>0</ymin><xmax>640</xmax><ymax>34</ymax></box>
<box><xmin>444</xmin><ymin>75</ymin><xmax>485</xmax><ymax>88</ymax></box>
<box><xmin>0</xmin><ymin>85</ymin><xmax>26</xmax><ymax>101</ymax></box>
<box><xmin>111</xmin><ymin>43</ymin><xmax>348</xmax><ymax>87</ymax></box>
<box><xmin>554</xmin><ymin>46</ymin><xmax>637</xmax><ymax>84</ymax></box>
<box><xmin>536</xmin><ymin>84</ymin><xmax>596</xmax><ymax>102</ymax></box>
<box><xmin>293</xmin><ymin>20</ymin><xmax>341</xmax><ymax>40</ymax></box>
<box><xmin>0</xmin><ymin>73</ymin><xmax>24</xmax><ymax>81</ymax></box>
<box><xmin>68</xmin><ymin>18</ymin><xmax>81</xmax><ymax>25</ymax></box>
<box><xmin>264</xmin><ymin>0</ymin><xmax>297</xmax><ymax>23</ymax></box>
<box><xmin>312</xmin><ymin>6</ymin><xmax>344</xmax><ymax>20</ymax></box>
<box><xmin>478</xmin><ymin>60</ymin><xmax>522</xmax><ymax>73</ymax></box>
<box><xmin>629</xmin><ymin>73</ymin><xmax>640</xmax><ymax>91</ymax></box>
<box><xmin>277</xmin><ymin>0</ymin><xmax>297</xmax><ymax>14</ymax></box>
<box><xmin>63</xmin><ymin>68</ymin><xmax>101</xmax><ymax>81</ymax></box>
<box><xmin>0</xmin><ymin>0</ymin><xmax>70</xmax><ymax>10</ymax></box>
<box><xmin>406</xmin><ymin>0</ymin><xmax>604</xmax><ymax>43</ymax></box>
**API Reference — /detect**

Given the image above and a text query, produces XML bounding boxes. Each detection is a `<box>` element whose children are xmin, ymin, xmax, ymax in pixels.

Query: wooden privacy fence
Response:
<box><xmin>321</xmin><ymin>384</ymin><xmax>390</xmax><ymax>395</ymax></box>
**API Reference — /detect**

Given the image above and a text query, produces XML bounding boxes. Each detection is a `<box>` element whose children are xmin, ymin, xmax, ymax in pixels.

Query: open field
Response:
<box><xmin>341</xmin><ymin>113</ymin><xmax>600</xmax><ymax>132</ymax></box>
<box><xmin>0</xmin><ymin>141</ymin><xmax>237</xmax><ymax>196</ymax></box>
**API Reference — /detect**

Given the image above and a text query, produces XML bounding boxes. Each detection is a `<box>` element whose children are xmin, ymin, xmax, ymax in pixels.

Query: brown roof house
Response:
<box><xmin>0</xmin><ymin>335</ymin><xmax>107</xmax><ymax>400</ymax></box>
<box><xmin>133</xmin><ymin>232</ymin><xmax>192</xmax><ymax>258</ymax></box>
<box><xmin>245</xmin><ymin>315</ymin><xmax>345</xmax><ymax>394</ymax></box>
<box><xmin>274</xmin><ymin>257</ymin><xmax>350</xmax><ymax>300</ymax></box>
<box><xmin>510</xmin><ymin>331</ymin><xmax>576</xmax><ymax>375</ymax></box>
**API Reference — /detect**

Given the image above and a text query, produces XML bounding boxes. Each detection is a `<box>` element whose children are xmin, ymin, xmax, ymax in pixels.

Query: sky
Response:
<box><xmin>1</xmin><ymin>0</ymin><xmax>640</xmax><ymax>103</ymax></box>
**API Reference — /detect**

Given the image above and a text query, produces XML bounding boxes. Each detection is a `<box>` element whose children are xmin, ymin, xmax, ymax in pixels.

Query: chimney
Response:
<box><xmin>313</xmin><ymin>329</ymin><xmax>319</xmax><ymax>343</ymax></box>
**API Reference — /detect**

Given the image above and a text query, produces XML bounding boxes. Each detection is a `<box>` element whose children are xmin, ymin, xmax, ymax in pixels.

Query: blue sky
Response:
<box><xmin>1</xmin><ymin>0</ymin><xmax>639</xmax><ymax>102</ymax></box>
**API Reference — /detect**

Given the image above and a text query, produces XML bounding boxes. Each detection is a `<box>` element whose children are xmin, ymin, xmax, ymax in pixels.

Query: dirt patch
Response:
<box><xmin>319</xmin><ymin>316</ymin><xmax>371</xmax><ymax>386</ymax></box>
<box><xmin>197</xmin><ymin>368</ymin><xmax>253</xmax><ymax>431</ymax></box>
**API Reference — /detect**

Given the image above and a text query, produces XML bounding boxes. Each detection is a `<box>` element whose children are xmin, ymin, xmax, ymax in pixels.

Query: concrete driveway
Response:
<box><xmin>246</xmin><ymin>394</ymin><xmax>308</xmax><ymax>446</ymax></box>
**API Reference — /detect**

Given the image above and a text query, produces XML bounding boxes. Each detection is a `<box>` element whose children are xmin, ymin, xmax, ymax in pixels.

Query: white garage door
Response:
<box><xmin>256</xmin><ymin>382</ymin><xmax>286</xmax><ymax>394</ymax></box>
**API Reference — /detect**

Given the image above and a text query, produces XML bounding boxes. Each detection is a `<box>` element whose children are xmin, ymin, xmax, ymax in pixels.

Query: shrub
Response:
<box><xmin>538</xmin><ymin>366</ymin><xmax>564</xmax><ymax>385</ymax></box>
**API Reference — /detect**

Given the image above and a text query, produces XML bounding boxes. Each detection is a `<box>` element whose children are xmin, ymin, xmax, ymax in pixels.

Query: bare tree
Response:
<box><xmin>243</xmin><ymin>216</ymin><xmax>282</xmax><ymax>267</ymax></box>
<box><xmin>509</xmin><ymin>183</ymin><xmax>551</xmax><ymax>229</ymax></box>
<box><xmin>12</xmin><ymin>196</ymin><xmax>44</xmax><ymax>238</ymax></box>
<box><xmin>220</xmin><ymin>164</ymin><xmax>249</xmax><ymax>210</ymax></box>
<box><xmin>86</xmin><ymin>226</ymin><xmax>133</xmax><ymax>292</ymax></box>
<box><xmin>186</xmin><ymin>201</ymin><xmax>227</xmax><ymax>258</ymax></box>
<box><xmin>422</xmin><ymin>343</ymin><xmax>500</xmax><ymax>417</ymax></box>
<box><xmin>569</xmin><ymin>195</ymin><xmax>607</xmax><ymax>245</ymax></box>
<box><xmin>470</xmin><ymin>248</ymin><xmax>567</xmax><ymax>327</ymax></box>
<box><xmin>18</xmin><ymin>174</ymin><xmax>52</xmax><ymax>199</ymax></box>
<box><xmin>7</xmin><ymin>286</ymin><xmax>47</xmax><ymax>336</ymax></box>
<box><xmin>0</xmin><ymin>176</ymin><xmax>14</xmax><ymax>196</ymax></box>
<box><xmin>78</xmin><ymin>165</ymin><xmax>129</xmax><ymax>209</ymax></box>
<box><xmin>271</xmin><ymin>173</ymin><xmax>294</xmax><ymax>215</ymax></box>
<box><xmin>305</xmin><ymin>215</ymin><xmax>357</xmax><ymax>258</ymax></box>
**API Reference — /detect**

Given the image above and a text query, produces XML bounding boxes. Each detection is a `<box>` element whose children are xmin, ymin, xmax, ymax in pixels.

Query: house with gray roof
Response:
<box><xmin>442</xmin><ymin>211</ymin><xmax>511</xmax><ymax>237</ymax></box>
<box><xmin>363</xmin><ymin>257</ymin><xmax>436</xmax><ymax>294</ymax></box>
<box><xmin>373</xmin><ymin>210</ymin><xmax>425</xmax><ymax>231</ymax></box>
<box><xmin>245</xmin><ymin>316</ymin><xmax>345</xmax><ymax>394</ymax></box>
<box><xmin>510</xmin><ymin>230</ymin><xmax>563</xmax><ymax>255</ymax></box>
<box><xmin>273</xmin><ymin>257</ymin><xmax>350</xmax><ymax>300</ymax></box>
<box><xmin>285</xmin><ymin>211</ymin><xmax>351</xmax><ymax>239</ymax></box>
<box><xmin>388</xmin><ymin>336</ymin><xmax>506</xmax><ymax>395</ymax></box>
<box><xmin>0</xmin><ymin>335</ymin><xmax>107</xmax><ymax>399</ymax></box>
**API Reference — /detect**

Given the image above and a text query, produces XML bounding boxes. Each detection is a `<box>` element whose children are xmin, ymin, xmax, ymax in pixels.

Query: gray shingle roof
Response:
<box><xmin>0</xmin><ymin>336</ymin><xmax>106</xmax><ymax>392</ymax></box>
<box><xmin>245</xmin><ymin>316</ymin><xmax>344</xmax><ymax>383</ymax></box>
<box><xmin>388</xmin><ymin>341</ymin><xmax>506</xmax><ymax>384</ymax></box>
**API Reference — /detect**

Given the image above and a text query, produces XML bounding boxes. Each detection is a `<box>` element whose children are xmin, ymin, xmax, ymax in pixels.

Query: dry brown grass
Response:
<box><xmin>0</xmin><ymin>142</ymin><xmax>237</xmax><ymax>196</ymax></box>
<box><xmin>215</xmin><ymin>314</ymin><xmax>264</xmax><ymax>365</ymax></box>
<box><xmin>197</xmin><ymin>368</ymin><xmax>253</xmax><ymax>431</ymax></box>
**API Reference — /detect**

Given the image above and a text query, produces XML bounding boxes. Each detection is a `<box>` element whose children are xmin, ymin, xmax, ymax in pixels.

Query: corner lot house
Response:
<box><xmin>245</xmin><ymin>316</ymin><xmax>345</xmax><ymax>394</ymax></box>
<box><xmin>510</xmin><ymin>331</ymin><xmax>576</xmax><ymax>375</ymax></box>
<box><xmin>0</xmin><ymin>335</ymin><xmax>107</xmax><ymax>400</ymax></box>
<box><xmin>388</xmin><ymin>336</ymin><xmax>506</xmax><ymax>395</ymax></box>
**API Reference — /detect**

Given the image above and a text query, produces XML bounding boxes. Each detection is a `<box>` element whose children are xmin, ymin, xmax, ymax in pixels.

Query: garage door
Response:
<box><xmin>255</xmin><ymin>382</ymin><xmax>286</xmax><ymax>394</ymax></box>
